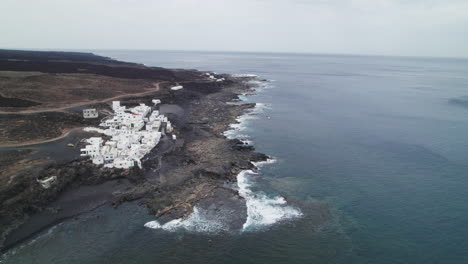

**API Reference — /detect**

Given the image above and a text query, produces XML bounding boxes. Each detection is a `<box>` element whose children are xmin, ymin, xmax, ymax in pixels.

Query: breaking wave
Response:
<box><xmin>237</xmin><ymin>166</ymin><xmax>302</xmax><ymax>231</ymax></box>
<box><xmin>223</xmin><ymin>102</ymin><xmax>271</xmax><ymax>143</ymax></box>
<box><xmin>144</xmin><ymin>207</ymin><xmax>227</xmax><ymax>233</ymax></box>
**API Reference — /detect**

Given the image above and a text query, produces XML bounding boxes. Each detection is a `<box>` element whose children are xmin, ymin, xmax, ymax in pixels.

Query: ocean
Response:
<box><xmin>2</xmin><ymin>51</ymin><xmax>468</xmax><ymax>264</ymax></box>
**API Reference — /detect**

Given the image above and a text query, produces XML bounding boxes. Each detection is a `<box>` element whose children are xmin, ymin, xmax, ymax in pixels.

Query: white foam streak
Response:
<box><xmin>223</xmin><ymin>102</ymin><xmax>271</xmax><ymax>140</ymax></box>
<box><xmin>231</xmin><ymin>73</ymin><xmax>258</xmax><ymax>78</ymax></box>
<box><xmin>144</xmin><ymin>207</ymin><xmax>226</xmax><ymax>233</ymax></box>
<box><xmin>252</xmin><ymin>158</ymin><xmax>277</xmax><ymax>168</ymax></box>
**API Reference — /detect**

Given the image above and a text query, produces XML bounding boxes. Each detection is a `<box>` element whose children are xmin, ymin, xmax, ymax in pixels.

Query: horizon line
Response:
<box><xmin>1</xmin><ymin>47</ymin><xmax>467</xmax><ymax>61</ymax></box>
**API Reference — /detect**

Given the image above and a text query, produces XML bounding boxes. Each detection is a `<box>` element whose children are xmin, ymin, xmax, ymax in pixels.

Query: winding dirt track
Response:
<box><xmin>0</xmin><ymin>82</ymin><xmax>163</xmax><ymax>115</ymax></box>
<box><xmin>0</xmin><ymin>127</ymin><xmax>85</xmax><ymax>148</ymax></box>
<box><xmin>0</xmin><ymin>82</ymin><xmax>164</xmax><ymax>147</ymax></box>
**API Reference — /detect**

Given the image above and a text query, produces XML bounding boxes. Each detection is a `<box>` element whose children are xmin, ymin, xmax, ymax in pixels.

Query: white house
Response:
<box><xmin>170</xmin><ymin>85</ymin><xmax>183</xmax><ymax>91</ymax></box>
<box><xmin>37</xmin><ymin>176</ymin><xmax>57</xmax><ymax>189</ymax></box>
<box><xmin>83</xmin><ymin>108</ymin><xmax>98</xmax><ymax>118</ymax></box>
<box><xmin>152</xmin><ymin>99</ymin><xmax>161</xmax><ymax>106</ymax></box>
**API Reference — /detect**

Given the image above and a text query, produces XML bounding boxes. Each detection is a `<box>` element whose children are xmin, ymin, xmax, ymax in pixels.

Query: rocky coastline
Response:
<box><xmin>0</xmin><ymin>50</ymin><xmax>268</xmax><ymax>252</ymax></box>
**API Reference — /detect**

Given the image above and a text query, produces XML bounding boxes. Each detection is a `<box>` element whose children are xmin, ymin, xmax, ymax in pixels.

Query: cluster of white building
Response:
<box><xmin>80</xmin><ymin>99</ymin><xmax>174</xmax><ymax>169</ymax></box>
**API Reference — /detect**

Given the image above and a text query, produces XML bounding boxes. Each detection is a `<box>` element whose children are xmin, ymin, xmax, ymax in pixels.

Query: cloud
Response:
<box><xmin>0</xmin><ymin>0</ymin><xmax>467</xmax><ymax>57</ymax></box>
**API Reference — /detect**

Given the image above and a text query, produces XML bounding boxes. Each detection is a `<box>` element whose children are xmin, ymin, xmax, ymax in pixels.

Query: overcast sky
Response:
<box><xmin>1</xmin><ymin>0</ymin><xmax>467</xmax><ymax>57</ymax></box>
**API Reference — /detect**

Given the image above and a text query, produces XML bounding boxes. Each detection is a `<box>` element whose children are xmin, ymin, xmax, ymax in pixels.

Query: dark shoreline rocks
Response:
<box><xmin>0</xmin><ymin>51</ymin><xmax>268</xmax><ymax>252</ymax></box>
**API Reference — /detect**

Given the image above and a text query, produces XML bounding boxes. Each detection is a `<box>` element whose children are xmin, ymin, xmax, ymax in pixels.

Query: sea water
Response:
<box><xmin>3</xmin><ymin>51</ymin><xmax>468</xmax><ymax>264</ymax></box>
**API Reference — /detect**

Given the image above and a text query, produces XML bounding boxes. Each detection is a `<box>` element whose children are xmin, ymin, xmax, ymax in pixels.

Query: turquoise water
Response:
<box><xmin>3</xmin><ymin>51</ymin><xmax>468</xmax><ymax>263</ymax></box>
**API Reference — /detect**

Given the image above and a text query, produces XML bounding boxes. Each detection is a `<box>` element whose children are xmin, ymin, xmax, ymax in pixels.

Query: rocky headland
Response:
<box><xmin>0</xmin><ymin>49</ymin><xmax>267</xmax><ymax>251</ymax></box>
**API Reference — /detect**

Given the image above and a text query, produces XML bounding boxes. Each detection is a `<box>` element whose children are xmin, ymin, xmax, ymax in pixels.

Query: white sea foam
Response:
<box><xmin>223</xmin><ymin>102</ymin><xmax>271</xmax><ymax>140</ymax></box>
<box><xmin>240</xmin><ymin>138</ymin><xmax>253</xmax><ymax>145</ymax></box>
<box><xmin>247</xmin><ymin>80</ymin><xmax>273</xmax><ymax>92</ymax></box>
<box><xmin>237</xmin><ymin>169</ymin><xmax>302</xmax><ymax>231</ymax></box>
<box><xmin>144</xmin><ymin>207</ymin><xmax>227</xmax><ymax>233</ymax></box>
<box><xmin>231</xmin><ymin>73</ymin><xmax>258</xmax><ymax>78</ymax></box>
<box><xmin>252</xmin><ymin>158</ymin><xmax>277</xmax><ymax>168</ymax></box>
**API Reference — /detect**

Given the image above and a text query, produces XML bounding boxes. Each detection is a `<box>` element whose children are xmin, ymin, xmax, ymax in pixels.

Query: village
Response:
<box><xmin>79</xmin><ymin>99</ymin><xmax>174</xmax><ymax>169</ymax></box>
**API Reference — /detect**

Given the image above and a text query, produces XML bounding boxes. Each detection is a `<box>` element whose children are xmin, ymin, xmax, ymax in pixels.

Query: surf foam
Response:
<box><xmin>144</xmin><ymin>207</ymin><xmax>227</xmax><ymax>233</ymax></box>
<box><xmin>237</xmin><ymin>169</ymin><xmax>302</xmax><ymax>231</ymax></box>
<box><xmin>223</xmin><ymin>102</ymin><xmax>271</xmax><ymax>141</ymax></box>
<box><xmin>252</xmin><ymin>158</ymin><xmax>278</xmax><ymax>168</ymax></box>
<box><xmin>231</xmin><ymin>73</ymin><xmax>258</xmax><ymax>78</ymax></box>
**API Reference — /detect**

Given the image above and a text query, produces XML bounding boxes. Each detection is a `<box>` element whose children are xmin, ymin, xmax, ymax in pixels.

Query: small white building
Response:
<box><xmin>112</xmin><ymin>101</ymin><xmax>121</xmax><ymax>111</ymax></box>
<box><xmin>83</xmin><ymin>108</ymin><xmax>98</xmax><ymax>118</ymax></box>
<box><xmin>152</xmin><ymin>99</ymin><xmax>161</xmax><ymax>106</ymax></box>
<box><xmin>37</xmin><ymin>176</ymin><xmax>57</xmax><ymax>189</ymax></box>
<box><xmin>171</xmin><ymin>85</ymin><xmax>183</xmax><ymax>91</ymax></box>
